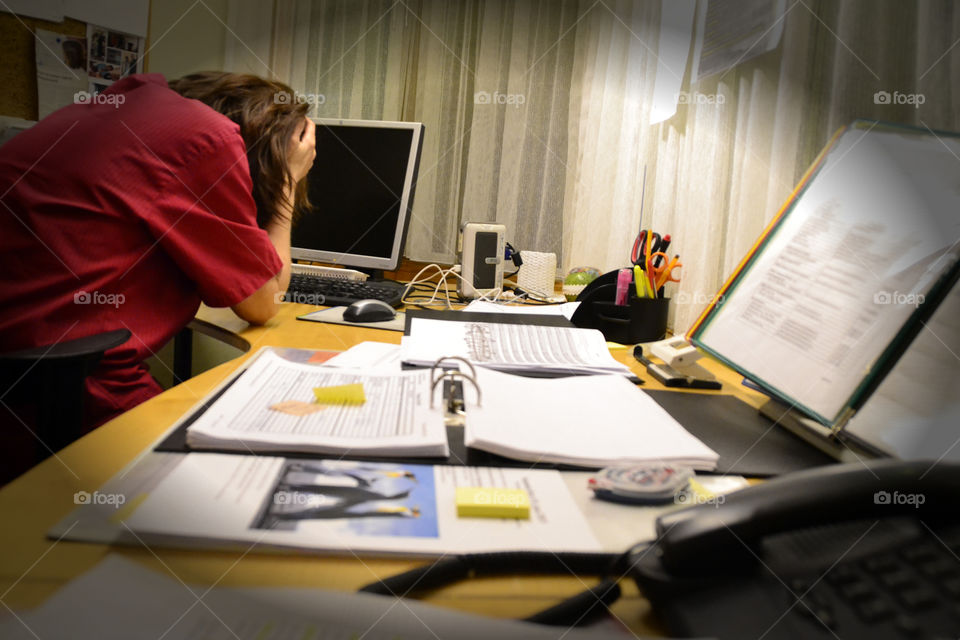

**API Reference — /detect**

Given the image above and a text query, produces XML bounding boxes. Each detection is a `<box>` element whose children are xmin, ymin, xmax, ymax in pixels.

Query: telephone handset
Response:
<box><xmin>631</xmin><ymin>460</ymin><xmax>960</xmax><ymax>638</ymax></box>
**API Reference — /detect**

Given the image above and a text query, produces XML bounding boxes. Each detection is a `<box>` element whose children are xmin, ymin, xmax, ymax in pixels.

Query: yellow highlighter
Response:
<box><xmin>633</xmin><ymin>264</ymin><xmax>649</xmax><ymax>298</ymax></box>
<box><xmin>633</xmin><ymin>264</ymin><xmax>653</xmax><ymax>298</ymax></box>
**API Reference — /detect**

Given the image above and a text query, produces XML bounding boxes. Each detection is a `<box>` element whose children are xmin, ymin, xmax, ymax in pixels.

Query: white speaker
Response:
<box><xmin>458</xmin><ymin>222</ymin><xmax>506</xmax><ymax>299</ymax></box>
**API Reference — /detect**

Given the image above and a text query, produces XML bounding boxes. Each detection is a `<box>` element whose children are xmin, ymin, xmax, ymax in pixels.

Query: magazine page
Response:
<box><xmin>121</xmin><ymin>454</ymin><xmax>601</xmax><ymax>556</ymax></box>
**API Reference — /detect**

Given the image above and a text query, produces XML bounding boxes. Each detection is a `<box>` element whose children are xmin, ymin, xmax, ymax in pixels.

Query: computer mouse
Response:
<box><xmin>343</xmin><ymin>299</ymin><xmax>397</xmax><ymax>323</ymax></box>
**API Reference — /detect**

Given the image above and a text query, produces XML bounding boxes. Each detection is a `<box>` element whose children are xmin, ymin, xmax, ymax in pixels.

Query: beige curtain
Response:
<box><xmin>225</xmin><ymin>0</ymin><xmax>960</xmax><ymax>332</ymax></box>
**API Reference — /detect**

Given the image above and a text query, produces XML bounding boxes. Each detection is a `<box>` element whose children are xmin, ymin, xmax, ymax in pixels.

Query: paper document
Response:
<box><xmin>185</xmin><ymin>349</ymin><xmax>448</xmax><ymax>457</ymax></box>
<box><xmin>694</xmin><ymin>124</ymin><xmax>960</xmax><ymax>424</ymax></box>
<box><xmin>121</xmin><ymin>455</ymin><xmax>601</xmax><ymax>556</ymax></box>
<box><xmin>650</xmin><ymin>0</ymin><xmax>697</xmax><ymax>124</ymax></box>
<box><xmin>0</xmin><ymin>555</ymin><xmax>627</xmax><ymax>639</ymax></box>
<box><xmin>693</xmin><ymin>0</ymin><xmax>787</xmax><ymax>80</ymax></box>
<box><xmin>323</xmin><ymin>341</ymin><xmax>403</xmax><ymax>371</ymax></box>
<box><xmin>843</xmin><ymin>276</ymin><xmax>960</xmax><ymax>459</ymax></box>
<box><xmin>401</xmin><ymin>317</ymin><xmax>632</xmax><ymax>376</ymax></box>
<box><xmin>84</xmin><ymin>23</ymin><xmax>144</xmax><ymax>97</ymax></box>
<box><xmin>463</xmin><ymin>299</ymin><xmax>581</xmax><ymax>319</ymax></box>
<box><xmin>464</xmin><ymin>368</ymin><xmax>719</xmax><ymax>470</ymax></box>
<box><xmin>35</xmin><ymin>29</ymin><xmax>88</xmax><ymax>119</ymax></box>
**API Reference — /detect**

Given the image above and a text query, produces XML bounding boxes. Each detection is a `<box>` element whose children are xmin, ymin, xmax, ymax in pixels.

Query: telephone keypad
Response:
<box><xmin>895</xmin><ymin>586</ymin><xmax>939</xmax><ymax>610</ymax></box>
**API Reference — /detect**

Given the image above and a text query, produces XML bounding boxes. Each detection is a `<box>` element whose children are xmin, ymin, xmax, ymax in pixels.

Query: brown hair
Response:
<box><xmin>168</xmin><ymin>72</ymin><xmax>310</xmax><ymax>228</ymax></box>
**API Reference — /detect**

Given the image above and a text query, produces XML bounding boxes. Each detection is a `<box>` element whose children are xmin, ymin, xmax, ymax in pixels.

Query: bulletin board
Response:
<box><xmin>0</xmin><ymin>12</ymin><xmax>86</xmax><ymax>120</ymax></box>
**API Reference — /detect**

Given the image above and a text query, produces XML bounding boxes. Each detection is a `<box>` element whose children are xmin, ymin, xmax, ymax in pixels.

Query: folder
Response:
<box><xmin>156</xmin><ymin>347</ymin><xmax>718</xmax><ymax>471</ymax></box>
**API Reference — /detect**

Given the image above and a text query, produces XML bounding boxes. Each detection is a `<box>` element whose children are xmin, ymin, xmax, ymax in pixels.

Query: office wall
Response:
<box><xmin>145</xmin><ymin>0</ymin><xmax>229</xmax><ymax>78</ymax></box>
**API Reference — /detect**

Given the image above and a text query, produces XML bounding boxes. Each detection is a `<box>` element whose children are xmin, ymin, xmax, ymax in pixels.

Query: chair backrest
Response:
<box><xmin>0</xmin><ymin>329</ymin><xmax>130</xmax><ymax>482</ymax></box>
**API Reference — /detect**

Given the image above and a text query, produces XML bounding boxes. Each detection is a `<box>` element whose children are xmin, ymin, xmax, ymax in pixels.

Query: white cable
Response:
<box><xmin>401</xmin><ymin>263</ymin><xmax>456</xmax><ymax>308</ymax></box>
<box><xmin>400</xmin><ymin>263</ymin><xmax>510</xmax><ymax>308</ymax></box>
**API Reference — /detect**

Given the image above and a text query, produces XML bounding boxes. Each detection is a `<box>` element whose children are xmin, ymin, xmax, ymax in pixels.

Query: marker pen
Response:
<box><xmin>615</xmin><ymin>268</ymin><xmax>632</xmax><ymax>305</ymax></box>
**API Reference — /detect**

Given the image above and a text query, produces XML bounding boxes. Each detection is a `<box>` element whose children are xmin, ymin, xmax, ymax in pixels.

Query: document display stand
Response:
<box><xmin>688</xmin><ymin>120</ymin><xmax>960</xmax><ymax>459</ymax></box>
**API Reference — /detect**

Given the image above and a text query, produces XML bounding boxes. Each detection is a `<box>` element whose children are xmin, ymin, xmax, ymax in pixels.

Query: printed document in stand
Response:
<box><xmin>464</xmin><ymin>368</ymin><xmax>719</xmax><ymax>470</ymax></box>
<box><xmin>691</xmin><ymin>122</ymin><xmax>960</xmax><ymax>425</ymax></box>
<box><xmin>400</xmin><ymin>317</ymin><xmax>632</xmax><ymax>376</ymax></box>
<box><xmin>185</xmin><ymin>349</ymin><xmax>449</xmax><ymax>457</ymax></box>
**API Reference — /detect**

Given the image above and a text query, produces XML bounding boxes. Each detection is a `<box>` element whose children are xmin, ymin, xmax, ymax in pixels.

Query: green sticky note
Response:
<box><xmin>313</xmin><ymin>383</ymin><xmax>366</xmax><ymax>405</ymax></box>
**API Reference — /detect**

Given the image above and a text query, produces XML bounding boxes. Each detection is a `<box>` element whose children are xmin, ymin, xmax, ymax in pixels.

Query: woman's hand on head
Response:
<box><xmin>287</xmin><ymin>116</ymin><xmax>316</xmax><ymax>185</ymax></box>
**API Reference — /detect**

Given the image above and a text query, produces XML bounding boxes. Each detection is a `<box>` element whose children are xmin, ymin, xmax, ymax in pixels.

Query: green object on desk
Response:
<box><xmin>563</xmin><ymin>267</ymin><xmax>600</xmax><ymax>301</ymax></box>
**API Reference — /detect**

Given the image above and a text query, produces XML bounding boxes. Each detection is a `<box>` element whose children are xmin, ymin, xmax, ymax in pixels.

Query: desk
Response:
<box><xmin>0</xmin><ymin>302</ymin><xmax>769</xmax><ymax>633</ymax></box>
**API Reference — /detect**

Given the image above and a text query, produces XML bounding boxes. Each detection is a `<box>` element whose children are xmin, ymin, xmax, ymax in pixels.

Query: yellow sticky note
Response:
<box><xmin>312</xmin><ymin>383</ymin><xmax>366</xmax><ymax>405</ymax></box>
<box><xmin>456</xmin><ymin>487</ymin><xmax>530</xmax><ymax>519</ymax></box>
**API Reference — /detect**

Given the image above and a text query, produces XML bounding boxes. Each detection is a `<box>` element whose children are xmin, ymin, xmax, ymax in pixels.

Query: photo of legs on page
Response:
<box><xmin>252</xmin><ymin>460</ymin><xmax>439</xmax><ymax>538</ymax></box>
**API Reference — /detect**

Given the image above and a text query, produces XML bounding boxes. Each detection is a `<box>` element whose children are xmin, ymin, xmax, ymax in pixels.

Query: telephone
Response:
<box><xmin>631</xmin><ymin>459</ymin><xmax>960</xmax><ymax>639</ymax></box>
<box><xmin>360</xmin><ymin>460</ymin><xmax>960</xmax><ymax>635</ymax></box>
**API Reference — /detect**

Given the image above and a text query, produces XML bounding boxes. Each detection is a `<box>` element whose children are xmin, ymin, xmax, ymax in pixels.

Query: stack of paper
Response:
<box><xmin>400</xmin><ymin>317</ymin><xmax>632</xmax><ymax>376</ymax></box>
<box><xmin>185</xmin><ymin>349</ymin><xmax>449</xmax><ymax>458</ymax></box>
<box><xmin>464</xmin><ymin>368</ymin><xmax>719</xmax><ymax>470</ymax></box>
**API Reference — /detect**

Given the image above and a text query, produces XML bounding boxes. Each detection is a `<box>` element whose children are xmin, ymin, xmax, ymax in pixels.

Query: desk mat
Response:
<box><xmin>298</xmin><ymin>307</ymin><xmax>406</xmax><ymax>332</ymax></box>
<box><xmin>645</xmin><ymin>391</ymin><xmax>835</xmax><ymax>476</ymax></box>
<box><xmin>154</xmin><ymin>374</ymin><xmax>834</xmax><ymax>476</ymax></box>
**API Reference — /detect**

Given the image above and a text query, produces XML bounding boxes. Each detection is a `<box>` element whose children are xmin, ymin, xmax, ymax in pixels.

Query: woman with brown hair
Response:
<box><xmin>0</xmin><ymin>71</ymin><xmax>315</xmax><ymax>446</ymax></box>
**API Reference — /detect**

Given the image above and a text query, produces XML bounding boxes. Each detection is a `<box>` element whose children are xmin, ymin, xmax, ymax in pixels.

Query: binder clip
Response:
<box><xmin>430</xmin><ymin>356</ymin><xmax>482</xmax><ymax>417</ymax></box>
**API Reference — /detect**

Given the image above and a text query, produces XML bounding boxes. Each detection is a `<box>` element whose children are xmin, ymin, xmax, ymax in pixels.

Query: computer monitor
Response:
<box><xmin>291</xmin><ymin>118</ymin><xmax>424</xmax><ymax>275</ymax></box>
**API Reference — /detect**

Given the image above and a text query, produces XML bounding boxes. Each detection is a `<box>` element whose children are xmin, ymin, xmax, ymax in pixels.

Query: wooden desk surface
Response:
<box><xmin>0</xmin><ymin>302</ymin><xmax>769</xmax><ymax>632</ymax></box>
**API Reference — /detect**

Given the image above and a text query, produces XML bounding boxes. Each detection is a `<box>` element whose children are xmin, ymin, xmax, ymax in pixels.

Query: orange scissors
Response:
<box><xmin>648</xmin><ymin>252</ymin><xmax>682</xmax><ymax>289</ymax></box>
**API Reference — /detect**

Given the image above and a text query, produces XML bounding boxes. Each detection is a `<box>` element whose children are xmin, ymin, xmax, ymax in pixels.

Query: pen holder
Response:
<box><xmin>593</xmin><ymin>297</ymin><xmax>670</xmax><ymax>344</ymax></box>
<box><xmin>570</xmin><ymin>270</ymin><xmax>670</xmax><ymax>343</ymax></box>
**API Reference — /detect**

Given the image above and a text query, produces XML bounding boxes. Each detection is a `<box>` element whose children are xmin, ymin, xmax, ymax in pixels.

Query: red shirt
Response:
<box><xmin>0</xmin><ymin>74</ymin><xmax>282</xmax><ymax>429</ymax></box>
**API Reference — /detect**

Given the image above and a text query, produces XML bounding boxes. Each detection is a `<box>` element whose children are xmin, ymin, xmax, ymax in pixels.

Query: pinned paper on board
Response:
<box><xmin>35</xmin><ymin>29</ymin><xmax>88</xmax><ymax>119</ymax></box>
<box><xmin>692</xmin><ymin>0</ymin><xmax>788</xmax><ymax>81</ymax></box>
<box><xmin>650</xmin><ymin>0</ymin><xmax>697</xmax><ymax>124</ymax></box>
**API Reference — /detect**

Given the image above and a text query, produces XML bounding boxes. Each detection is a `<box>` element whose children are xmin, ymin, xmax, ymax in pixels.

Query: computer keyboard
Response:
<box><xmin>283</xmin><ymin>273</ymin><xmax>406</xmax><ymax>308</ymax></box>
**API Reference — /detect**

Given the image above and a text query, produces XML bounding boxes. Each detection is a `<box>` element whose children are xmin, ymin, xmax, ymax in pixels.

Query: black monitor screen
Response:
<box><xmin>291</xmin><ymin>122</ymin><xmax>420</xmax><ymax>270</ymax></box>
